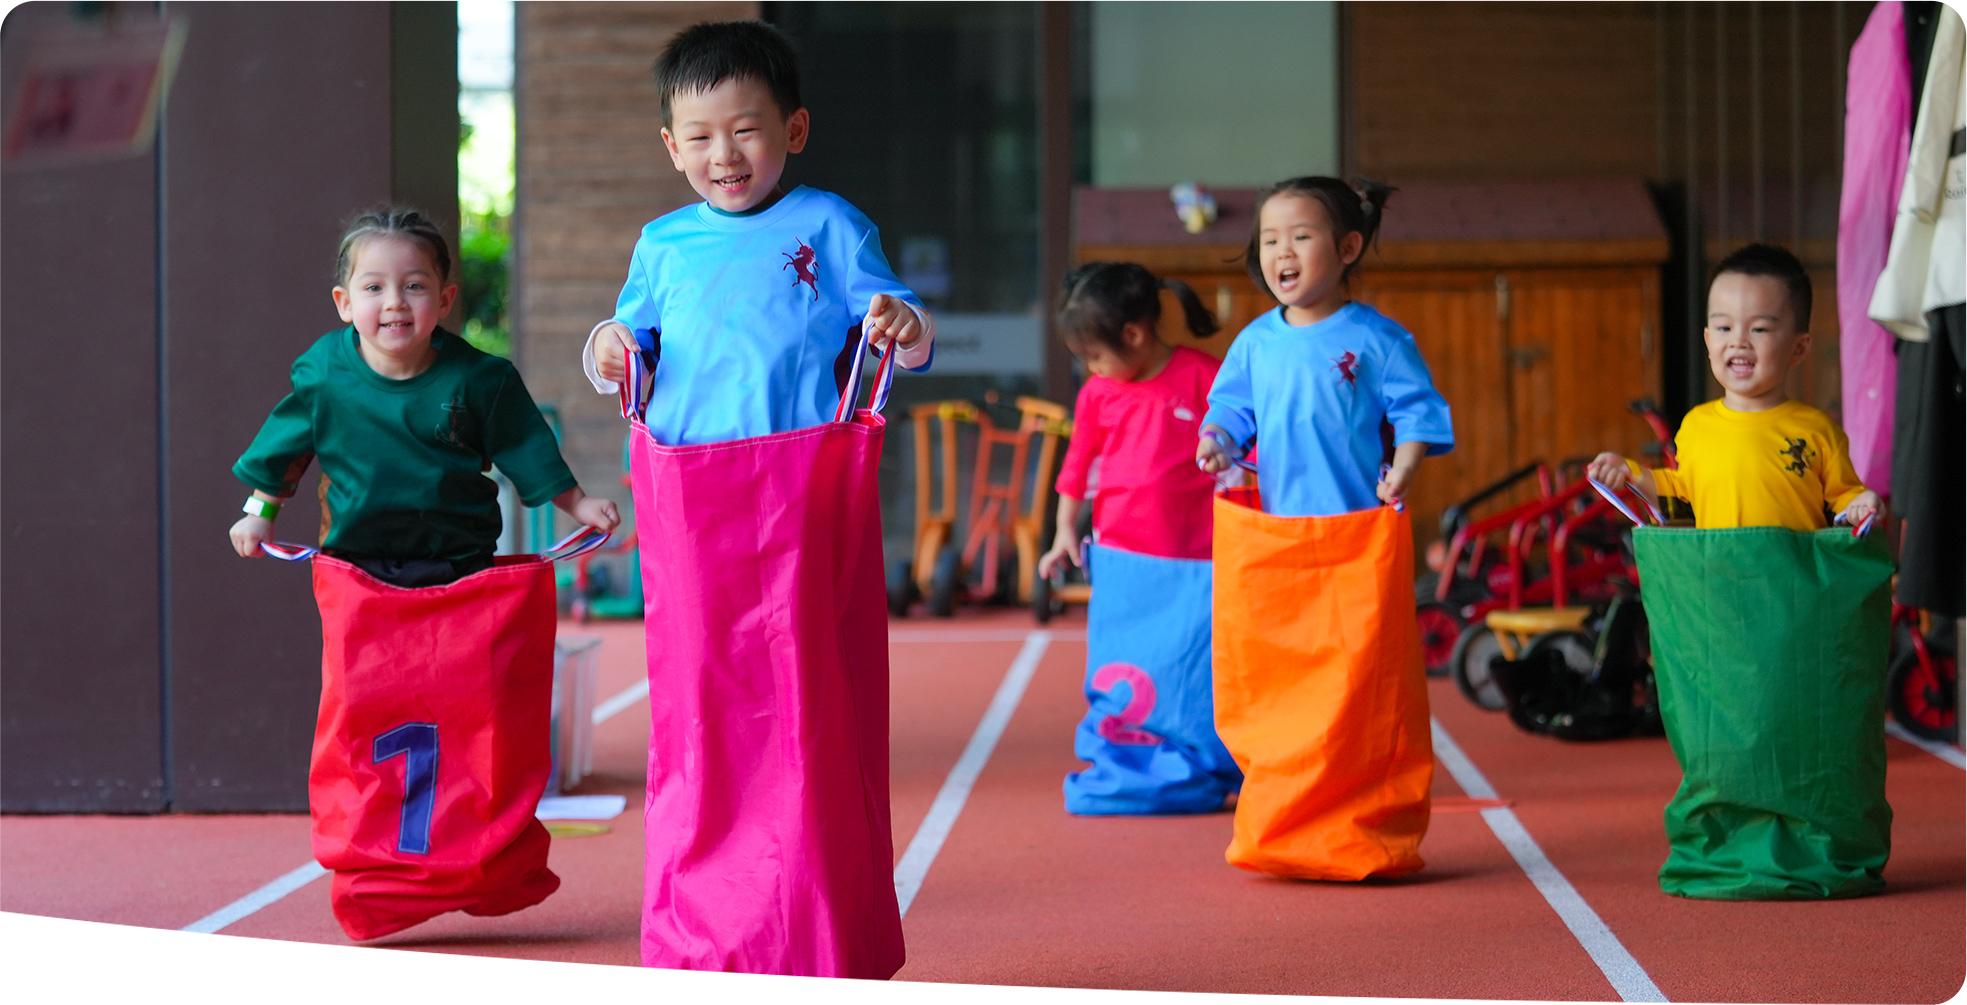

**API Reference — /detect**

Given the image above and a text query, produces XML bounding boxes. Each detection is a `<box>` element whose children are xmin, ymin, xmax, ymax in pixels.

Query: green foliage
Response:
<box><xmin>458</xmin><ymin>209</ymin><xmax>510</xmax><ymax>358</ymax></box>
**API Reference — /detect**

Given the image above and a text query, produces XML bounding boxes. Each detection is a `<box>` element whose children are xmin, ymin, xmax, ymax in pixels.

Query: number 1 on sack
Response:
<box><xmin>373</xmin><ymin>723</ymin><xmax>439</xmax><ymax>854</ymax></box>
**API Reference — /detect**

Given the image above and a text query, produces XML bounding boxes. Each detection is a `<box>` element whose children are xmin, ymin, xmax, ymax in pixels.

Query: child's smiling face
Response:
<box><xmin>332</xmin><ymin>234</ymin><xmax>457</xmax><ymax>372</ymax></box>
<box><xmin>1703</xmin><ymin>271</ymin><xmax>1810</xmax><ymax>410</ymax></box>
<box><xmin>1257</xmin><ymin>193</ymin><xmax>1363</xmax><ymax>319</ymax></box>
<box><xmin>661</xmin><ymin>76</ymin><xmax>809</xmax><ymax>213</ymax></box>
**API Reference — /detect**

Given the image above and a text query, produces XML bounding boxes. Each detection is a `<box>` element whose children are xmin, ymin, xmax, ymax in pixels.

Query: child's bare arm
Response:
<box><xmin>1037</xmin><ymin>495</ymin><xmax>1085</xmax><ymax>578</ymax></box>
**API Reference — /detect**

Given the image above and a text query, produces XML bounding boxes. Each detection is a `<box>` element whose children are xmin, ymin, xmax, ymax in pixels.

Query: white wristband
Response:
<box><xmin>242</xmin><ymin>496</ymin><xmax>281</xmax><ymax>520</ymax></box>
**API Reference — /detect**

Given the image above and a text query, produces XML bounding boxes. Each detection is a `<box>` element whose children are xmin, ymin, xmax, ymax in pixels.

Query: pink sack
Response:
<box><xmin>622</xmin><ymin>339</ymin><xmax>904</xmax><ymax>978</ymax></box>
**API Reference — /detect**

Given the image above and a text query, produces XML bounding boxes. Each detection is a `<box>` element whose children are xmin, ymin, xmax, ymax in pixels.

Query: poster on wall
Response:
<box><xmin>2</xmin><ymin>15</ymin><xmax>187</xmax><ymax>171</ymax></box>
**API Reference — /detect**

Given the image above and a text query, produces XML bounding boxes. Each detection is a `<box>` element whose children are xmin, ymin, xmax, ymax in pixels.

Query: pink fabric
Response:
<box><xmin>1838</xmin><ymin>0</ymin><xmax>1911</xmax><ymax>491</ymax></box>
<box><xmin>1055</xmin><ymin>346</ymin><xmax>1221</xmax><ymax>559</ymax></box>
<box><xmin>627</xmin><ymin>389</ymin><xmax>902</xmax><ymax>977</ymax></box>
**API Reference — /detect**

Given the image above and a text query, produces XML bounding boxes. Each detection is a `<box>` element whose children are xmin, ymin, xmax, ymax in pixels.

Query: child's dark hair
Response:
<box><xmin>653</xmin><ymin>21</ymin><xmax>802</xmax><ymax>127</ymax></box>
<box><xmin>1709</xmin><ymin>242</ymin><xmax>1813</xmax><ymax>330</ymax></box>
<box><xmin>1058</xmin><ymin>262</ymin><xmax>1219</xmax><ymax>354</ymax></box>
<box><xmin>334</xmin><ymin>208</ymin><xmax>452</xmax><ymax>285</ymax></box>
<box><xmin>1242</xmin><ymin>176</ymin><xmax>1396</xmax><ymax>291</ymax></box>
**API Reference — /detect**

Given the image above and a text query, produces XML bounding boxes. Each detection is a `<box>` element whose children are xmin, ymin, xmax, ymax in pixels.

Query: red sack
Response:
<box><xmin>265</xmin><ymin>532</ymin><xmax>603</xmax><ymax>940</ymax></box>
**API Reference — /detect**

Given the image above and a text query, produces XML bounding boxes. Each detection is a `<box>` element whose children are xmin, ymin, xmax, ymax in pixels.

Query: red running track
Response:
<box><xmin>2</xmin><ymin>609</ymin><xmax>1961</xmax><ymax>1001</ymax></box>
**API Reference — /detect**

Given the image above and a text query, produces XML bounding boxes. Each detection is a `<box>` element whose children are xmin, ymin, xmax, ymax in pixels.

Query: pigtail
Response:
<box><xmin>1350</xmin><ymin>178</ymin><xmax>1396</xmax><ymax>268</ymax></box>
<box><xmin>1159</xmin><ymin>277</ymin><xmax>1220</xmax><ymax>339</ymax></box>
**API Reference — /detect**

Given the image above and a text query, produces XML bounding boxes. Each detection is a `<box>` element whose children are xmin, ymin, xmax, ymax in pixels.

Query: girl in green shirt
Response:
<box><xmin>230</xmin><ymin>208</ymin><xmax>617</xmax><ymax>586</ymax></box>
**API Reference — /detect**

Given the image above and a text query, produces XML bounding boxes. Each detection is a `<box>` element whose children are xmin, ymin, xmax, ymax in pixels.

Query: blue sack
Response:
<box><xmin>1064</xmin><ymin>543</ymin><xmax>1241</xmax><ymax>815</ymax></box>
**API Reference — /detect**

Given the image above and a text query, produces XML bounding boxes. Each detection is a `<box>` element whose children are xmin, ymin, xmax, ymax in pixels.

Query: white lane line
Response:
<box><xmin>892</xmin><ymin>630</ymin><xmax>1052</xmax><ymax>918</ymax></box>
<box><xmin>593</xmin><ymin>679</ymin><xmax>650</xmax><ymax>725</ymax></box>
<box><xmin>180</xmin><ymin>861</ymin><xmax>328</xmax><ymax>934</ymax></box>
<box><xmin>183</xmin><ymin>628</ymin><xmax>1058</xmax><ymax>936</ymax></box>
<box><xmin>183</xmin><ymin>675</ymin><xmax>657</xmax><ymax>935</ymax></box>
<box><xmin>889</xmin><ymin>629</ymin><xmax>1086</xmax><ymax>643</ymax></box>
<box><xmin>1886</xmin><ymin>721</ymin><xmax>1966</xmax><ymax>770</ymax></box>
<box><xmin>1431</xmin><ymin>718</ymin><xmax>1668</xmax><ymax>1003</ymax></box>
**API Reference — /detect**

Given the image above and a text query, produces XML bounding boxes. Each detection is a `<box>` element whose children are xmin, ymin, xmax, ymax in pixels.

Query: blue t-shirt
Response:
<box><xmin>612</xmin><ymin>185</ymin><xmax>930</xmax><ymax>445</ymax></box>
<box><xmin>1203</xmin><ymin>302</ymin><xmax>1454</xmax><ymax>517</ymax></box>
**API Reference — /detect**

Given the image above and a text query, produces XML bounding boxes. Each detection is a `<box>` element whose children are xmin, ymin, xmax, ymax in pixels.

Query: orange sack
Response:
<box><xmin>1211</xmin><ymin>493</ymin><xmax>1432</xmax><ymax>880</ymax></box>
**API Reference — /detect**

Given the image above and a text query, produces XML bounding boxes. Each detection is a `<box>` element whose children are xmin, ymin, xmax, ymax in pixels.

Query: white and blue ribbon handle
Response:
<box><xmin>834</xmin><ymin>323</ymin><xmax>897</xmax><ymax>422</ymax></box>
<box><xmin>1587</xmin><ymin>475</ymin><xmax>1666</xmax><ymax>527</ymax></box>
<box><xmin>259</xmin><ymin>527</ymin><xmax>609</xmax><ymax>564</ymax></box>
<box><xmin>259</xmin><ymin>541</ymin><xmax>319</xmax><ymax>562</ymax></box>
<box><xmin>1832</xmin><ymin>502</ymin><xmax>1876</xmax><ymax>538</ymax></box>
<box><xmin>619</xmin><ymin>339</ymin><xmax>653</xmax><ymax>423</ymax></box>
<box><xmin>540</xmin><ymin>526</ymin><xmax>612</xmax><ymax>561</ymax></box>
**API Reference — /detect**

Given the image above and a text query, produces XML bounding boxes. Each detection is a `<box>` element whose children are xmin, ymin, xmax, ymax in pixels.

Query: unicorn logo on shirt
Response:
<box><xmin>1332</xmin><ymin>350</ymin><xmax>1360</xmax><ymax>388</ymax></box>
<box><xmin>1778</xmin><ymin>437</ymin><xmax>1814</xmax><ymax>477</ymax></box>
<box><xmin>781</xmin><ymin>241</ymin><xmax>820</xmax><ymax>301</ymax></box>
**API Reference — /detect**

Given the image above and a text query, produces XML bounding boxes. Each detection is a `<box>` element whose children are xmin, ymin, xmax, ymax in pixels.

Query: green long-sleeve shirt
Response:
<box><xmin>234</xmin><ymin>326</ymin><xmax>576</xmax><ymax>563</ymax></box>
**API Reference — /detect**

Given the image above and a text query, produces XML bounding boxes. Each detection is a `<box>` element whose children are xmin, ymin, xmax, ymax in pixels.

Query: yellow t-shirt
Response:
<box><xmin>1636</xmin><ymin>400</ymin><xmax>1868</xmax><ymax>531</ymax></box>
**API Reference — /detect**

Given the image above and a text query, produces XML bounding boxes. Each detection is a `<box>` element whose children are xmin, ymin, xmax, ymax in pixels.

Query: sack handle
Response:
<box><xmin>257</xmin><ymin>527</ymin><xmax>610</xmax><ymax>565</ymax></box>
<box><xmin>1587</xmin><ymin>475</ymin><xmax>1666</xmax><ymax>527</ymax></box>
<box><xmin>260</xmin><ymin>541</ymin><xmax>319</xmax><ymax>562</ymax></box>
<box><xmin>539</xmin><ymin>526</ymin><xmax>612</xmax><ymax>561</ymax></box>
<box><xmin>619</xmin><ymin>325</ymin><xmax>895</xmax><ymax>426</ymax></box>
<box><xmin>833</xmin><ymin>324</ymin><xmax>897</xmax><ymax>422</ymax></box>
<box><xmin>1203</xmin><ymin>454</ymin><xmax>1404</xmax><ymax>512</ymax></box>
<box><xmin>620</xmin><ymin>340</ymin><xmax>652</xmax><ymax>423</ymax></box>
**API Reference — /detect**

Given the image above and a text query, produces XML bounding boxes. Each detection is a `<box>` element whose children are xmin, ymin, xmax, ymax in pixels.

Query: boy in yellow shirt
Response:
<box><xmin>1588</xmin><ymin>243</ymin><xmax>1882</xmax><ymax>531</ymax></box>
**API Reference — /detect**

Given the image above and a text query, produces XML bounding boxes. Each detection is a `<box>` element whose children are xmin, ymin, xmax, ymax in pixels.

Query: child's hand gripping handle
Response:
<box><xmin>1832</xmin><ymin>503</ymin><xmax>1877</xmax><ymax>538</ymax></box>
<box><xmin>1379</xmin><ymin>463</ymin><xmax>1406</xmax><ymax>513</ymax></box>
<box><xmin>833</xmin><ymin>324</ymin><xmax>897</xmax><ymax>421</ymax></box>
<box><xmin>1197</xmin><ymin>429</ymin><xmax>1257</xmax><ymax>487</ymax></box>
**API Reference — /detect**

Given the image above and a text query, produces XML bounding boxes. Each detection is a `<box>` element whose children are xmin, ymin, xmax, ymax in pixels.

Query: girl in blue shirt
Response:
<box><xmin>1196</xmin><ymin>177</ymin><xmax>1453</xmax><ymax>515</ymax></box>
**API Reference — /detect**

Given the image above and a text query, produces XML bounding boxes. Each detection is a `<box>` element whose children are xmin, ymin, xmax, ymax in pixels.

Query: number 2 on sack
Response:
<box><xmin>373</xmin><ymin>723</ymin><xmax>439</xmax><ymax>854</ymax></box>
<box><xmin>1091</xmin><ymin>663</ymin><xmax>1160</xmax><ymax>746</ymax></box>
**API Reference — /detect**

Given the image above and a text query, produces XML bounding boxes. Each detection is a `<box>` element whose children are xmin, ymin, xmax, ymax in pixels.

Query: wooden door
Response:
<box><xmin>1352</xmin><ymin>270</ymin><xmax>1509</xmax><ymax>546</ymax></box>
<box><xmin>1501</xmin><ymin>267</ymin><xmax>1663</xmax><ymax>469</ymax></box>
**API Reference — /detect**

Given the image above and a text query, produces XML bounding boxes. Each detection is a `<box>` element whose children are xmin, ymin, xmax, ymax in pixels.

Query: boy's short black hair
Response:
<box><xmin>1709</xmin><ymin>242</ymin><xmax>1813</xmax><ymax>331</ymax></box>
<box><xmin>653</xmin><ymin>21</ymin><xmax>802</xmax><ymax>127</ymax></box>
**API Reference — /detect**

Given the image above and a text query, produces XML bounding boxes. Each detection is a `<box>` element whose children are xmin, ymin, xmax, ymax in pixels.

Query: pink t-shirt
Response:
<box><xmin>1055</xmin><ymin>346</ymin><xmax>1220</xmax><ymax>560</ymax></box>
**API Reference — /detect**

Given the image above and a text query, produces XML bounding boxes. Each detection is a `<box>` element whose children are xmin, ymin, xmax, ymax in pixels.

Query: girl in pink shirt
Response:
<box><xmin>1039</xmin><ymin>263</ymin><xmax>1224</xmax><ymax>574</ymax></box>
<box><xmin>1042</xmin><ymin>261</ymin><xmax>1240</xmax><ymax>815</ymax></box>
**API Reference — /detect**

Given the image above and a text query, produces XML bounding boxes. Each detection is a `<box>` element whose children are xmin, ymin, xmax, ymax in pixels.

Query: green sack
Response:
<box><xmin>1634</xmin><ymin>526</ymin><xmax>1894</xmax><ymax>900</ymax></box>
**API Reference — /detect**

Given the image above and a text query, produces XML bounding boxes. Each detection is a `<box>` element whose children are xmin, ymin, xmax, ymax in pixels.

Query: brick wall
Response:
<box><xmin>513</xmin><ymin>2</ymin><xmax>757</xmax><ymax>516</ymax></box>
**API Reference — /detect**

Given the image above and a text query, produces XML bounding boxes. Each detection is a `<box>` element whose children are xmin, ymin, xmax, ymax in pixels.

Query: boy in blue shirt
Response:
<box><xmin>580</xmin><ymin>21</ymin><xmax>930</xmax><ymax>978</ymax></box>
<box><xmin>581</xmin><ymin>20</ymin><xmax>934</xmax><ymax>442</ymax></box>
